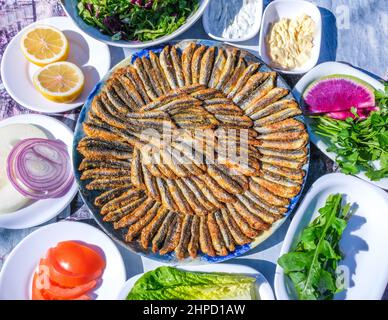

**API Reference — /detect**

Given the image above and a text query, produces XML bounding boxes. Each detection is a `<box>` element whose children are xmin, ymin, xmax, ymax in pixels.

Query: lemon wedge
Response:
<box><xmin>33</xmin><ymin>62</ymin><xmax>84</xmax><ymax>103</ymax></box>
<box><xmin>20</xmin><ymin>25</ymin><xmax>69</xmax><ymax>66</ymax></box>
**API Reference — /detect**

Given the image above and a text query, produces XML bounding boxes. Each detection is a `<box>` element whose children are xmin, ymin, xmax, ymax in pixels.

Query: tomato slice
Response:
<box><xmin>31</xmin><ymin>273</ymin><xmax>46</xmax><ymax>300</ymax></box>
<box><xmin>47</xmin><ymin>241</ymin><xmax>105</xmax><ymax>287</ymax></box>
<box><xmin>42</xmin><ymin>279</ymin><xmax>97</xmax><ymax>300</ymax></box>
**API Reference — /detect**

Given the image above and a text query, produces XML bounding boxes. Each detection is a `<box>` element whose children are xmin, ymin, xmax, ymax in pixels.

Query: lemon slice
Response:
<box><xmin>20</xmin><ymin>25</ymin><xmax>69</xmax><ymax>66</ymax></box>
<box><xmin>33</xmin><ymin>62</ymin><xmax>84</xmax><ymax>103</ymax></box>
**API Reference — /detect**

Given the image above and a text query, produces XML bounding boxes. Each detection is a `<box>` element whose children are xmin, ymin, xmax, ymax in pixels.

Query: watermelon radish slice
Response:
<box><xmin>327</xmin><ymin>107</ymin><xmax>378</xmax><ymax>120</ymax></box>
<box><xmin>303</xmin><ymin>74</ymin><xmax>375</xmax><ymax>114</ymax></box>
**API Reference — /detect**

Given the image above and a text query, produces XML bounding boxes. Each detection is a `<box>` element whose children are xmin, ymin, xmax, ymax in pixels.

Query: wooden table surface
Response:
<box><xmin>0</xmin><ymin>0</ymin><xmax>387</xmax><ymax>299</ymax></box>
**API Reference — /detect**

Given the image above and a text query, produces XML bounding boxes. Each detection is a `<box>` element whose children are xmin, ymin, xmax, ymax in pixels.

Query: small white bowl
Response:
<box><xmin>118</xmin><ymin>264</ymin><xmax>275</xmax><ymax>300</ymax></box>
<box><xmin>203</xmin><ymin>0</ymin><xmax>263</xmax><ymax>42</ymax></box>
<box><xmin>258</xmin><ymin>0</ymin><xmax>321</xmax><ymax>74</ymax></box>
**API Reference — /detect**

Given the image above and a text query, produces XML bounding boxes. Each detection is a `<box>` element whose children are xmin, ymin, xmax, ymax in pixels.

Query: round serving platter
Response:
<box><xmin>72</xmin><ymin>39</ymin><xmax>310</xmax><ymax>264</ymax></box>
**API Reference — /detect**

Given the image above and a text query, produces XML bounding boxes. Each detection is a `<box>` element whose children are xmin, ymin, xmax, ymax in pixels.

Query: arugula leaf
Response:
<box><xmin>278</xmin><ymin>194</ymin><xmax>352</xmax><ymax>300</ymax></box>
<box><xmin>310</xmin><ymin>83</ymin><xmax>388</xmax><ymax>181</ymax></box>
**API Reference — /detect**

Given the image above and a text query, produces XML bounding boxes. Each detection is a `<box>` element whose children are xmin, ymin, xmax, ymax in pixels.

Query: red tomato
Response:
<box><xmin>31</xmin><ymin>273</ymin><xmax>46</xmax><ymax>300</ymax></box>
<box><xmin>47</xmin><ymin>241</ymin><xmax>105</xmax><ymax>287</ymax></box>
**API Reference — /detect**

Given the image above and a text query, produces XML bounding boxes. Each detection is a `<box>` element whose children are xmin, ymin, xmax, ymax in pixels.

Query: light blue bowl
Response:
<box><xmin>73</xmin><ymin>39</ymin><xmax>310</xmax><ymax>265</ymax></box>
<box><xmin>61</xmin><ymin>0</ymin><xmax>210</xmax><ymax>48</ymax></box>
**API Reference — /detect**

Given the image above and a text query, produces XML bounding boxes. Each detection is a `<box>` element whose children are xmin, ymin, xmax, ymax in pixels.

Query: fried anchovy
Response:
<box><xmin>197</xmin><ymin>174</ymin><xmax>236</xmax><ymax>203</ymax></box>
<box><xmin>129</xmin><ymin>149</ymin><xmax>143</xmax><ymax>188</ymax></box>
<box><xmin>158</xmin><ymin>213</ymin><xmax>182</xmax><ymax>255</ymax></box>
<box><xmin>204</xmin><ymin>103</ymin><xmax>244</xmax><ymax>116</ymax></box>
<box><xmin>114</xmin><ymin>198</ymin><xmax>155</xmax><ymax>229</ymax></box>
<box><xmin>208</xmin><ymin>212</ymin><xmax>228</xmax><ymax>256</ymax></box>
<box><xmin>208</xmin><ymin>48</ymin><xmax>226</xmax><ymax>88</ymax></box>
<box><xmin>94</xmin><ymin>186</ymin><xmax>129</xmax><ymax>207</ymax></box>
<box><xmin>251</xmin><ymin>176</ymin><xmax>300</xmax><ymax>198</ymax></box>
<box><xmin>103</xmin><ymin>196</ymin><xmax>145</xmax><ymax>222</ymax></box>
<box><xmin>81</xmin><ymin>168</ymin><xmax>129</xmax><ymax>180</ymax></box>
<box><xmin>214</xmin><ymin>211</ymin><xmax>235</xmax><ymax>252</ymax></box>
<box><xmin>237</xmin><ymin>193</ymin><xmax>281</xmax><ymax>221</ymax></box>
<box><xmin>86</xmin><ymin>177</ymin><xmax>132</xmax><ymax>190</ymax></box>
<box><xmin>133</xmin><ymin>57</ymin><xmax>158</xmax><ymax>100</ymax></box>
<box><xmin>199</xmin><ymin>216</ymin><xmax>216</xmax><ymax>256</ymax></box>
<box><xmin>222</xmin><ymin>57</ymin><xmax>246</xmax><ymax>95</ymax></box>
<box><xmin>175</xmin><ymin>179</ymin><xmax>208</xmax><ymax>216</ymax></box>
<box><xmin>258</xmin><ymin>133</ymin><xmax>308</xmax><ymax>150</ymax></box>
<box><xmin>149</xmin><ymin>51</ymin><xmax>171</xmax><ymax>94</ymax></box>
<box><xmin>188</xmin><ymin>215</ymin><xmax>200</xmax><ymax>258</ymax></box>
<box><xmin>83</xmin><ymin>120</ymin><xmax>122</xmax><ymax>142</ymax></box>
<box><xmin>175</xmin><ymin>214</ymin><xmax>193</xmax><ymax>259</ymax></box>
<box><xmin>124</xmin><ymin>66</ymin><xmax>151</xmax><ymax>104</ymax></box>
<box><xmin>215</xmin><ymin>48</ymin><xmax>238</xmax><ymax>90</ymax></box>
<box><xmin>260</xmin><ymin>155</ymin><xmax>307</xmax><ymax>170</ymax></box>
<box><xmin>249</xmin><ymin>179</ymin><xmax>290</xmax><ymax>207</ymax></box>
<box><xmin>240</xmin><ymin>73</ymin><xmax>276</xmax><ymax>109</ymax></box>
<box><xmin>203</xmin><ymin>97</ymin><xmax>233</xmax><ymax>106</ymax></box>
<box><xmin>140</xmin><ymin>207</ymin><xmax>169</xmax><ymax>250</ymax></box>
<box><xmin>190</xmin><ymin>88</ymin><xmax>223</xmax><ymax>100</ymax></box>
<box><xmin>78</xmin><ymin>145</ymin><xmax>132</xmax><ymax>161</ymax></box>
<box><xmin>257</xmin><ymin>129</ymin><xmax>305</xmax><ymax>141</ymax></box>
<box><xmin>101</xmin><ymin>189</ymin><xmax>144</xmax><ymax>215</ymax></box>
<box><xmin>251</xmin><ymin>99</ymin><xmax>298</xmax><ymax>120</ymax></box>
<box><xmin>104</xmin><ymin>84</ymin><xmax>131</xmax><ymax>113</ymax></box>
<box><xmin>261</xmin><ymin>170</ymin><xmax>302</xmax><ymax>188</ymax></box>
<box><xmin>221</xmin><ymin>207</ymin><xmax>253</xmax><ymax>244</ymax></box>
<box><xmin>245</xmin><ymin>88</ymin><xmax>289</xmax><ymax>117</ymax></box>
<box><xmin>254</xmin><ymin>107</ymin><xmax>302</xmax><ymax>126</ymax></box>
<box><xmin>199</xmin><ymin>46</ymin><xmax>215</xmax><ymax>86</ymax></box>
<box><xmin>110</xmin><ymin>78</ymin><xmax>137</xmax><ymax>110</ymax></box>
<box><xmin>215</xmin><ymin>114</ymin><xmax>253</xmax><ymax>128</ymax></box>
<box><xmin>227</xmin><ymin>63</ymin><xmax>260</xmax><ymax>98</ymax></box>
<box><xmin>78</xmin><ymin>136</ymin><xmax>131</xmax><ymax>151</ymax></box>
<box><xmin>232</xmin><ymin>72</ymin><xmax>269</xmax><ymax>105</ymax></box>
<box><xmin>182</xmin><ymin>42</ymin><xmax>196</xmax><ymax>86</ymax></box>
<box><xmin>152</xmin><ymin>212</ymin><xmax>176</xmax><ymax>253</ymax></box>
<box><xmin>160</xmin><ymin>45</ymin><xmax>178</xmax><ymax>89</ymax></box>
<box><xmin>225</xmin><ymin>204</ymin><xmax>261</xmax><ymax>239</ymax></box>
<box><xmin>262</xmin><ymin>163</ymin><xmax>305</xmax><ymax>182</ymax></box>
<box><xmin>245</xmin><ymin>190</ymin><xmax>287</xmax><ymax>215</ymax></box>
<box><xmin>254</xmin><ymin>118</ymin><xmax>305</xmax><ymax>133</ymax></box>
<box><xmin>155</xmin><ymin>177</ymin><xmax>176</xmax><ymax>211</ymax></box>
<box><xmin>191</xmin><ymin>45</ymin><xmax>206</xmax><ymax>84</ymax></box>
<box><xmin>126</xmin><ymin>202</ymin><xmax>160</xmax><ymax>242</ymax></box>
<box><xmin>207</xmin><ymin>164</ymin><xmax>244</xmax><ymax>194</ymax></box>
<box><xmin>117</xmin><ymin>74</ymin><xmax>145</xmax><ymax>108</ymax></box>
<box><xmin>231</xmin><ymin>200</ymin><xmax>270</xmax><ymax>231</ymax></box>
<box><xmin>182</xmin><ymin>177</ymin><xmax>216</xmax><ymax>212</ymax></box>
<box><xmin>142</xmin><ymin>163</ymin><xmax>161</xmax><ymax>202</ymax></box>
<box><xmin>100</xmin><ymin>91</ymin><xmax>126</xmax><ymax>117</ymax></box>
<box><xmin>141</xmin><ymin>56</ymin><xmax>163</xmax><ymax>97</ymax></box>
<box><xmin>166</xmin><ymin>179</ymin><xmax>193</xmax><ymax>215</ymax></box>
<box><xmin>170</xmin><ymin>46</ymin><xmax>185</xmax><ymax>87</ymax></box>
<box><xmin>91</xmin><ymin>96</ymin><xmax>127</xmax><ymax>129</ymax></box>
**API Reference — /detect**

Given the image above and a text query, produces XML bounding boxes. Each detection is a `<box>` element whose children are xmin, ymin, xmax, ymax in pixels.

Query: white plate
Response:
<box><xmin>293</xmin><ymin>61</ymin><xmax>388</xmax><ymax>190</ymax></box>
<box><xmin>0</xmin><ymin>114</ymin><xmax>78</xmax><ymax>229</ymax></box>
<box><xmin>118</xmin><ymin>264</ymin><xmax>275</xmax><ymax>300</ymax></box>
<box><xmin>0</xmin><ymin>16</ymin><xmax>110</xmax><ymax>113</ymax></box>
<box><xmin>0</xmin><ymin>221</ymin><xmax>126</xmax><ymax>300</ymax></box>
<box><xmin>258</xmin><ymin>0</ymin><xmax>321</xmax><ymax>74</ymax></box>
<box><xmin>202</xmin><ymin>0</ymin><xmax>263</xmax><ymax>43</ymax></box>
<box><xmin>275</xmin><ymin>173</ymin><xmax>388</xmax><ymax>300</ymax></box>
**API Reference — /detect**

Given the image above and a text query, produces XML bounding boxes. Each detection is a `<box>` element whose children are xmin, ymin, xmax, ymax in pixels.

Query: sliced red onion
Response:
<box><xmin>6</xmin><ymin>138</ymin><xmax>74</xmax><ymax>200</ymax></box>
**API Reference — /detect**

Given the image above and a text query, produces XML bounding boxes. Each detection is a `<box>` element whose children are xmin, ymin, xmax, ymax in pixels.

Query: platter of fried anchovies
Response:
<box><xmin>73</xmin><ymin>39</ymin><xmax>309</xmax><ymax>263</ymax></box>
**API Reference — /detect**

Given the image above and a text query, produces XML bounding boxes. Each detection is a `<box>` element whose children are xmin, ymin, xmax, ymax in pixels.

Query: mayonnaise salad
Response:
<box><xmin>0</xmin><ymin>124</ymin><xmax>47</xmax><ymax>213</ymax></box>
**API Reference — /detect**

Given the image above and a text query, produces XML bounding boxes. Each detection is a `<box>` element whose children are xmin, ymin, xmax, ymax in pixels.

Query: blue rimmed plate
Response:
<box><xmin>72</xmin><ymin>39</ymin><xmax>310</xmax><ymax>265</ymax></box>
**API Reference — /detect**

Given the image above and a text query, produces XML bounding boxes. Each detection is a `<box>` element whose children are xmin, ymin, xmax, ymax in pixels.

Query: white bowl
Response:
<box><xmin>0</xmin><ymin>115</ymin><xmax>78</xmax><ymax>229</ymax></box>
<box><xmin>0</xmin><ymin>16</ymin><xmax>110</xmax><ymax>113</ymax></box>
<box><xmin>202</xmin><ymin>0</ymin><xmax>263</xmax><ymax>43</ymax></box>
<box><xmin>258</xmin><ymin>0</ymin><xmax>321</xmax><ymax>74</ymax></box>
<box><xmin>61</xmin><ymin>0</ymin><xmax>210</xmax><ymax>49</ymax></box>
<box><xmin>275</xmin><ymin>173</ymin><xmax>388</xmax><ymax>300</ymax></box>
<box><xmin>0</xmin><ymin>221</ymin><xmax>126</xmax><ymax>300</ymax></box>
<box><xmin>118</xmin><ymin>264</ymin><xmax>275</xmax><ymax>300</ymax></box>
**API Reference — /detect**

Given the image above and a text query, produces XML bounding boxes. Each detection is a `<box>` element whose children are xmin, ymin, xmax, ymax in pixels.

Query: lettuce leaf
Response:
<box><xmin>126</xmin><ymin>266</ymin><xmax>257</xmax><ymax>300</ymax></box>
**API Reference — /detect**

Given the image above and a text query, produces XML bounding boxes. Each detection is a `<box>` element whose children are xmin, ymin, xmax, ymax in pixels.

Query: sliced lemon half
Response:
<box><xmin>20</xmin><ymin>25</ymin><xmax>69</xmax><ymax>66</ymax></box>
<box><xmin>33</xmin><ymin>62</ymin><xmax>84</xmax><ymax>103</ymax></box>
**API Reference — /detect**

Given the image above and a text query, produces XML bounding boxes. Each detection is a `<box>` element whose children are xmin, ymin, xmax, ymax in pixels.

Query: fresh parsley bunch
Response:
<box><xmin>311</xmin><ymin>83</ymin><xmax>388</xmax><ymax>181</ymax></box>
<box><xmin>278</xmin><ymin>194</ymin><xmax>352</xmax><ymax>300</ymax></box>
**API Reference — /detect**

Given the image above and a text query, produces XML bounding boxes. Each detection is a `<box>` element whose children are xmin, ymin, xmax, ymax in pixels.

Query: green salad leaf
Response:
<box><xmin>310</xmin><ymin>83</ymin><xmax>388</xmax><ymax>180</ymax></box>
<box><xmin>126</xmin><ymin>266</ymin><xmax>257</xmax><ymax>300</ymax></box>
<box><xmin>77</xmin><ymin>0</ymin><xmax>199</xmax><ymax>42</ymax></box>
<box><xmin>278</xmin><ymin>194</ymin><xmax>352</xmax><ymax>300</ymax></box>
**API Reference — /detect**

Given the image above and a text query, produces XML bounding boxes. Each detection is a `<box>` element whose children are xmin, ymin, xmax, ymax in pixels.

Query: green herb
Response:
<box><xmin>310</xmin><ymin>83</ymin><xmax>388</xmax><ymax>180</ymax></box>
<box><xmin>77</xmin><ymin>0</ymin><xmax>199</xmax><ymax>42</ymax></box>
<box><xmin>278</xmin><ymin>194</ymin><xmax>352</xmax><ymax>300</ymax></box>
<box><xmin>126</xmin><ymin>266</ymin><xmax>257</xmax><ymax>300</ymax></box>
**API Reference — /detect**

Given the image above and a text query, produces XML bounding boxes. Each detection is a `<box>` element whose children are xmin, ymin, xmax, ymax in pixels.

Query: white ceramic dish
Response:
<box><xmin>293</xmin><ymin>61</ymin><xmax>388</xmax><ymax>190</ymax></box>
<box><xmin>275</xmin><ymin>173</ymin><xmax>388</xmax><ymax>300</ymax></box>
<box><xmin>0</xmin><ymin>16</ymin><xmax>110</xmax><ymax>113</ymax></box>
<box><xmin>258</xmin><ymin>0</ymin><xmax>321</xmax><ymax>74</ymax></box>
<box><xmin>61</xmin><ymin>0</ymin><xmax>210</xmax><ymax>49</ymax></box>
<box><xmin>202</xmin><ymin>0</ymin><xmax>263</xmax><ymax>42</ymax></box>
<box><xmin>118</xmin><ymin>264</ymin><xmax>275</xmax><ymax>300</ymax></box>
<box><xmin>0</xmin><ymin>114</ymin><xmax>78</xmax><ymax>229</ymax></box>
<box><xmin>0</xmin><ymin>221</ymin><xmax>126</xmax><ymax>300</ymax></box>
